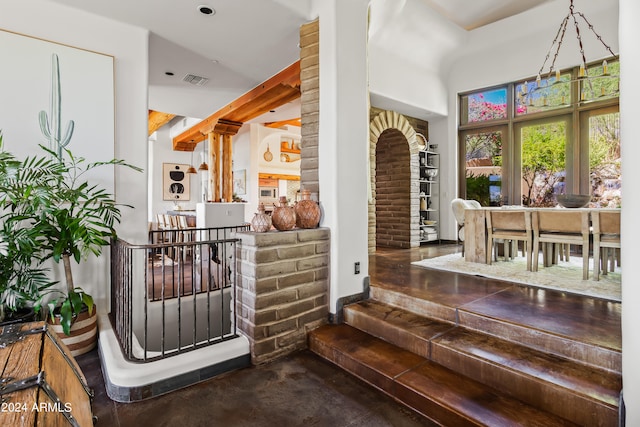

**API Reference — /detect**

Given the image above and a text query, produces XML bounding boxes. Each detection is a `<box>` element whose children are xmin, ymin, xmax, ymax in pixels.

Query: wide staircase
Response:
<box><xmin>309</xmin><ymin>281</ymin><xmax>622</xmax><ymax>426</ymax></box>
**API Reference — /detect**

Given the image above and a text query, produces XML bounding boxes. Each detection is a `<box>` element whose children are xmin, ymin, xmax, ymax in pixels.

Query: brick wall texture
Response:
<box><xmin>375</xmin><ymin>129</ymin><xmax>412</xmax><ymax>248</ymax></box>
<box><xmin>300</xmin><ymin>19</ymin><xmax>320</xmax><ymax>197</ymax></box>
<box><xmin>235</xmin><ymin>228</ymin><xmax>330</xmax><ymax>364</ymax></box>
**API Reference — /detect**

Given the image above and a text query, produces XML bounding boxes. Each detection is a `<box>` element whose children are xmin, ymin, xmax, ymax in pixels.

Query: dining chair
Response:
<box><xmin>176</xmin><ymin>215</ymin><xmax>195</xmax><ymax>260</ymax></box>
<box><xmin>531</xmin><ymin>210</ymin><xmax>591</xmax><ymax>280</ymax></box>
<box><xmin>451</xmin><ymin>198</ymin><xmax>481</xmax><ymax>256</ymax></box>
<box><xmin>486</xmin><ymin>209</ymin><xmax>533</xmax><ymax>270</ymax></box>
<box><xmin>592</xmin><ymin>210</ymin><xmax>621</xmax><ymax>281</ymax></box>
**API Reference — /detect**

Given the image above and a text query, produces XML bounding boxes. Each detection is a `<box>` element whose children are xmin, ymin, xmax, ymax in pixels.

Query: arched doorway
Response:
<box><xmin>369</xmin><ymin>110</ymin><xmax>423</xmax><ymax>253</ymax></box>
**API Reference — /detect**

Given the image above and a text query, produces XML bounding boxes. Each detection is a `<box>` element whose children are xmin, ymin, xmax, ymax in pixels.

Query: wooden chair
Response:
<box><xmin>532</xmin><ymin>210</ymin><xmax>591</xmax><ymax>280</ymax></box>
<box><xmin>592</xmin><ymin>210</ymin><xmax>621</xmax><ymax>281</ymax></box>
<box><xmin>176</xmin><ymin>215</ymin><xmax>195</xmax><ymax>260</ymax></box>
<box><xmin>486</xmin><ymin>210</ymin><xmax>533</xmax><ymax>270</ymax></box>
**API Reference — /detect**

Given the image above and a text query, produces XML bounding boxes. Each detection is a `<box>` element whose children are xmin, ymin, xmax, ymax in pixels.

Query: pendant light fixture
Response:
<box><xmin>198</xmin><ymin>139</ymin><xmax>209</xmax><ymax>171</ymax></box>
<box><xmin>186</xmin><ymin>147</ymin><xmax>197</xmax><ymax>174</ymax></box>
<box><xmin>517</xmin><ymin>0</ymin><xmax>619</xmax><ymax>110</ymax></box>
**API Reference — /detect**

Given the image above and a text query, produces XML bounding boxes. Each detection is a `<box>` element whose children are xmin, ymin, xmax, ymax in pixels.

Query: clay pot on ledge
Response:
<box><xmin>251</xmin><ymin>203</ymin><xmax>272</xmax><ymax>232</ymax></box>
<box><xmin>294</xmin><ymin>190</ymin><xmax>321</xmax><ymax>229</ymax></box>
<box><xmin>271</xmin><ymin>196</ymin><xmax>296</xmax><ymax>231</ymax></box>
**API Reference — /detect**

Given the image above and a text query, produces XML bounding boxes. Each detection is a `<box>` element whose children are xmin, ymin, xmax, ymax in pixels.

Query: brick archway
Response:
<box><xmin>368</xmin><ymin>110</ymin><xmax>422</xmax><ymax>253</ymax></box>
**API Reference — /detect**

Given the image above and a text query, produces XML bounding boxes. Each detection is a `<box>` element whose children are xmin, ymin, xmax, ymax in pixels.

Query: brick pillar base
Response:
<box><xmin>235</xmin><ymin>228</ymin><xmax>330</xmax><ymax>364</ymax></box>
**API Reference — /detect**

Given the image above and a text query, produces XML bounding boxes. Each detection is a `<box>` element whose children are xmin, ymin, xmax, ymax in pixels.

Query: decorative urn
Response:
<box><xmin>251</xmin><ymin>202</ymin><xmax>272</xmax><ymax>232</ymax></box>
<box><xmin>271</xmin><ymin>196</ymin><xmax>296</xmax><ymax>231</ymax></box>
<box><xmin>294</xmin><ymin>189</ymin><xmax>321</xmax><ymax>229</ymax></box>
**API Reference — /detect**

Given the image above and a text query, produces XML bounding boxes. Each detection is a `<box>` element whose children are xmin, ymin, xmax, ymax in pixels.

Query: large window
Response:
<box><xmin>459</xmin><ymin>60</ymin><xmax>620</xmax><ymax>208</ymax></box>
<box><xmin>516</xmin><ymin>119</ymin><xmax>568</xmax><ymax>207</ymax></box>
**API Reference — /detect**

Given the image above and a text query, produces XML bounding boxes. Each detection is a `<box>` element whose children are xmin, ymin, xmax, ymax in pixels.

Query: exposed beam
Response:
<box><xmin>148</xmin><ymin>110</ymin><xmax>176</xmax><ymax>136</ymax></box>
<box><xmin>258</xmin><ymin>173</ymin><xmax>300</xmax><ymax>181</ymax></box>
<box><xmin>264</xmin><ymin>118</ymin><xmax>302</xmax><ymax>128</ymax></box>
<box><xmin>173</xmin><ymin>60</ymin><xmax>301</xmax><ymax>151</ymax></box>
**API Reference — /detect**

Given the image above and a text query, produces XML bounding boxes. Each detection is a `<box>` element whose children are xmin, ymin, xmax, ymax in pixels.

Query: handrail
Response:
<box><xmin>110</xmin><ymin>225</ymin><xmax>247</xmax><ymax>362</ymax></box>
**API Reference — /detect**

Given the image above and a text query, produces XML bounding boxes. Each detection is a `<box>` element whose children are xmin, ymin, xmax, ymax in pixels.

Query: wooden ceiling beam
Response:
<box><xmin>264</xmin><ymin>118</ymin><xmax>302</xmax><ymax>128</ymax></box>
<box><xmin>148</xmin><ymin>110</ymin><xmax>176</xmax><ymax>136</ymax></box>
<box><xmin>172</xmin><ymin>60</ymin><xmax>301</xmax><ymax>151</ymax></box>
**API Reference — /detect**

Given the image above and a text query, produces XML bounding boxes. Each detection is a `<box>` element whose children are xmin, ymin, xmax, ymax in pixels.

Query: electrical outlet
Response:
<box><xmin>354</xmin><ymin>262</ymin><xmax>360</xmax><ymax>274</ymax></box>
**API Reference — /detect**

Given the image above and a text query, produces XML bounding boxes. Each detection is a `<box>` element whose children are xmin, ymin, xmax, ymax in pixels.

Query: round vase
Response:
<box><xmin>271</xmin><ymin>196</ymin><xmax>296</xmax><ymax>231</ymax></box>
<box><xmin>294</xmin><ymin>190</ymin><xmax>321</xmax><ymax>229</ymax></box>
<box><xmin>251</xmin><ymin>203</ymin><xmax>272</xmax><ymax>232</ymax></box>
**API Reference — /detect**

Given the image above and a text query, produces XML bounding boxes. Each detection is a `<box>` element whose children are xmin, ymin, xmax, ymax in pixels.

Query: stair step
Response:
<box><xmin>344</xmin><ymin>299</ymin><xmax>455</xmax><ymax>359</ymax></box>
<box><xmin>309</xmin><ymin>324</ymin><xmax>579</xmax><ymax>427</ymax></box>
<box><xmin>344</xmin><ymin>300</ymin><xmax>621</xmax><ymax>427</ymax></box>
<box><xmin>371</xmin><ymin>284</ymin><xmax>621</xmax><ymax>373</ymax></box>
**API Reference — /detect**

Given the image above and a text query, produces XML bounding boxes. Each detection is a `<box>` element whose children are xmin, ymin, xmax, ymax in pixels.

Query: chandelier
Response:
<box><xmin>517</xmin><ymin>0</ymin><xmax>619</xmax><ymax>110</ymax></box>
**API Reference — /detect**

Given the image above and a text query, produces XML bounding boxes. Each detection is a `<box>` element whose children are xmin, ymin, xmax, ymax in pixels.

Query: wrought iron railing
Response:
<box><xmin>110</xmin><ymin>225</ymin><xmax>249</xmax><ymax>362</ymax></box>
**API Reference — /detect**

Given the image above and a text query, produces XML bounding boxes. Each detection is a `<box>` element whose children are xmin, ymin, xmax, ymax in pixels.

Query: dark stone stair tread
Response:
<box><xmin>431</xmin><ymin>327</ymin><xmax>621</xmax><ymax>407</ymax></box>
<box><xmin>347</xmin><ymin>300</ymin><xmax>620</xmax><ymax>406</ymax></box>
<box><xmin>310</xmin><ymin>324</ymin><xmax>578</xmax><ymax>427</ymax></box>
<box><xmin>343</xmin><ymin>300</ymin><xmax>620</xmax><ymax>426</ymax></box>
<box><xmin>344</xmin><ymin>300</ymin><xmax>455</xmax><ymax>357</ymax></box>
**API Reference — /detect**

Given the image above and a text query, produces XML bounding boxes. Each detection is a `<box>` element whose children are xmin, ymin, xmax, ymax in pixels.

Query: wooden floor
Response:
<box><xmin>311</xmin><ymin>242</ymin><xmax>622</xmax><ymax>426</ymax></box>
<box><xmin>369</xmin><ymin>243</ymin><xmax>621</xmax><ymax>353</ymax></box>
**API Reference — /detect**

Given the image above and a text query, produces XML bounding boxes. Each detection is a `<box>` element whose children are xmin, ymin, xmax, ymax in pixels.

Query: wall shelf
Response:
<box><xmin>418</xmin><ymin>150</ymin><xmax>440</xmax><ymax>244</ymax></box>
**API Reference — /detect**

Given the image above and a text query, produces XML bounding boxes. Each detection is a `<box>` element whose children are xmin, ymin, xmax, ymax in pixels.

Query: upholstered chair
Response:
<box><xmin>451</xmin><ymin>198</ymin><xmax>482</xmax><ymax>256</ymax></box>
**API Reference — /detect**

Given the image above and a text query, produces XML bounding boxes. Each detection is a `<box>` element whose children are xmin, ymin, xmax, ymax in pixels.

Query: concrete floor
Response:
<box><xmin>77</xmin><ymin>348</ymin><xmax>435</xmax><ymax>427</ymax></box>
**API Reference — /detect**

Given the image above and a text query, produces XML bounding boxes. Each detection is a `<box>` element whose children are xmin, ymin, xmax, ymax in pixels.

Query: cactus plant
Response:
<box><xmin>39</xmin><ymin>53</ymin><xmax>74</xmax><ymax>158</ymax></box>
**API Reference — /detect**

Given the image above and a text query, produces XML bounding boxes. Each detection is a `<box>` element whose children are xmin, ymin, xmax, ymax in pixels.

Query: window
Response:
<box><xmin>460</xmin><ymin>128</ymin><xmax>506</xmax><ymax>206</ymax></box>
<box><xmin>460</xmin><ymin>88</ymin><xmax>507</xmax><ymax>125</ymax></box>
<box><xmin>582</xmin><ymin>108</ymin><xmax>620</xmax><ymax>207</ymax></box>
<box><xmin>516</xmin><ymin>119</ymin><xmax>568</xmax><ymax>206</ymax></box>
<box><xmin>459</xmin><ymin>59</ymin><xmax>620</xmax><ymax>208</ymax></box>
<box><xmin>515</xmin><ymin>73</ymin><xmax>571</xmax><ymax>116</ymax></box>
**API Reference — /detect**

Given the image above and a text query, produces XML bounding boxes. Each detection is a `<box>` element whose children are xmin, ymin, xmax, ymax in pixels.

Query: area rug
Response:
<box><xmin>412</xmin><ymin>253</ymin><xmax>621</xmax><ymax>302</ymax></box>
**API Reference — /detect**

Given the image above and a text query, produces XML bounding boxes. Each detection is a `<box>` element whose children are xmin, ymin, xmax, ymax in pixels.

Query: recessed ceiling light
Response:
<box><xmin>210</xmin><ymin>59</ymin><xmax>219</xmax><ymax>64</ymax></box>
<box><xmin>165</xmin><ymin>71</ymin><xmax>175</xmax><ymax>76</ymax></box>
<box><xmin>198</xmin><ymin>5</ymin><xmax>215</xmax><ymax>15</ymax></box>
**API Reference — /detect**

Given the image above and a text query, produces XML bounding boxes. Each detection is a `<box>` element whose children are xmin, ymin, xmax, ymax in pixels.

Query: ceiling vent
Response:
<box><xmin>182</xmin><ymin>74</ymin><xmax>209</xmax><ymax>86</ymax></box>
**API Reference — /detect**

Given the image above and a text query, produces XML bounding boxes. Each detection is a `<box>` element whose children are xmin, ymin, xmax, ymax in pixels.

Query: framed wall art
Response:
<box><xmin>0</xmin><ymin>29</ymin><xmax>115</xmax><ymax>192</ymax></box>
<box><xmin>163</xmin><ymin>163</ymin><xmax>191</xmax><ymax>201</ymax></box>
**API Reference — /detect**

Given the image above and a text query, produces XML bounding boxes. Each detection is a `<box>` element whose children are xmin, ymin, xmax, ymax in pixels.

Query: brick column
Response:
<box><xmin>300</xmin><ymin>19</ymin><xmax>320</xmax><ymax>197</ymax></box>
<box><xmin>235</xmin><ymin>228</ymin><xmax>330</xmax><ymax>364</ymax></box>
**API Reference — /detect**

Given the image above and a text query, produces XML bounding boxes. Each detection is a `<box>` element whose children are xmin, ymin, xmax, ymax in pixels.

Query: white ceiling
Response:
<box><xmin>47</xmin><ymin>0</ymin><xmax>551</xmax><ymax>120</ymax></box>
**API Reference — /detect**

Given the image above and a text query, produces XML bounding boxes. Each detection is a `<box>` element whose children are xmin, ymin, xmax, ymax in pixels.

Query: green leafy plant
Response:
<box><xmin>0</xmin><ymin>133</ymin><xmax>61</xmax><ymax>322</ymax></box>
<box><xmin>34</xmin><ymin>146</ymin><xmax>142</xmax><ymax>335</ymax></box>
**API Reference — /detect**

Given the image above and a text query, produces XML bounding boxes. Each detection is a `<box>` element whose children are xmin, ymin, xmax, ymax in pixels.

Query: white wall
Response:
<box><xmin>619</xmin><ymin>0</ymin><xmax>640</xmax><ymax>421</ymax></box>
<box><xmin>0</xmin><ymin>0</ymin><xmax>149</xmax><ymax>310</ymax></box>
<box><xmin>149</xmin><ymin>124</ymin><xmax>202</xmax><ymax>218</ymax></box>
<box><xmin>313</xmin><ymin>0</ymin><xmax>370</xmax><ymax>313</ymax></box>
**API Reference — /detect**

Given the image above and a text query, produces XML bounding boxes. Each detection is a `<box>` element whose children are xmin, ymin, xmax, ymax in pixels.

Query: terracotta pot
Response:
<box><xmin>271</xmin><ymin>196</ymin><xmax>296</xmax><ymax>231</ymax></box>
<box><xmin>295</xmin><ymin>190</ymin><xmax>321</xmax><ymax>229</ymax></box>
<box><xmin>49</xmin><ymin>306</ymin><xmax>98</xmax><ymax>357</ymax></box>
<box><xmin>251</xmin><ymin>202</ymin><xmax>272</xmax><ymax>232</ymax></box>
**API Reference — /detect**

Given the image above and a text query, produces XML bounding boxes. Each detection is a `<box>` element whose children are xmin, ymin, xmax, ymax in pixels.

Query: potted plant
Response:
<box><xmin>32</xmin><ymin>145</ymin><xmax>140</xmax><ymax>353</ymax></box>
<box><xmin>0</xmin><ymin>134</ymin><xmax>60</xmax><ymax>324</ymax></box>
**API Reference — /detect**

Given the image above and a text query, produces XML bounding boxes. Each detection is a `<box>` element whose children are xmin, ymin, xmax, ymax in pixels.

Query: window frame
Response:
<box><xmin>458</xmin><ymin>59</ymin><xmax>620</xmax><ymax>207</ymax></box>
